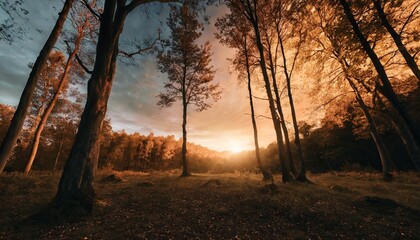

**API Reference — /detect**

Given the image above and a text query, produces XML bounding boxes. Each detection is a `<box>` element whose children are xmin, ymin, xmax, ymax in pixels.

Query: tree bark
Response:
<box><xmin>243</xmin><ymin>37</ymin><xmax>272</xmax><ymax>181</ymax></box>
<box><xmin>277</xmin><ymin>33</ymin><xmax>307</xmax><ymax>181</ymax></box>
<box><xmin>0</xmin><ymin>0</ymin><xmax>74</xmax><ymax>173</ymax></box>
<box><xmin>181</xmin><ymin>86</ymin><xmax>190</xmax><ymax>177</ymax></box>
<box><xmin>54</xmin><ymin>0</ymin><xmax>126</xmax><ymax>211</ymax></box>
<box><xmin>264</xmin><ymin>36</ymin><xmax>297</xmax><ymax>177</ymax></box>
<box><xmin>372</xmin><ymin>0</ymin><xmax>420</xmax><ymax>82</ymax></box>
<box><xmin>243</xmin><ymin>0</ymin><xmax>292</xmax><ymax>182</ymax></box>
<box><xmin>340</xmin><ymin>0</ymin><xmax>420</xmax><ymax>145</ymax></box>
<box><xmin>53</xmin><ymin>140</ymin><xmax>64</xmax><ymax>171</ymax></box>
<box><xmin>346</xmin><ymin>77</ymin><xmax>393</xmax><ymax>180</ymax></box>
<box><xmin>376</xmin><ymin>96</ymin><xmax>420</xmax><ymax>170</ymax></box>
<box><xmin>24</xmin><ymin>25</ymin><xmax>85</xmax><ymax>175</ymax></box>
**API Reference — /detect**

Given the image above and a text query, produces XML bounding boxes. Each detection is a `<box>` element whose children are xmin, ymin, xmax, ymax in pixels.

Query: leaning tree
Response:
<box><xmin>0</xmin><ymin>0</ymin><xmax>74</xmax><ymax>173</ymax></box>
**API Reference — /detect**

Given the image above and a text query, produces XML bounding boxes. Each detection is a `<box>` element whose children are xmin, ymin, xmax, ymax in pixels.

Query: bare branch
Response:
<box><xmin>119</xmin><ymin>31</ymin><xmax>161</xmax><ymax>58</ymax></box>
<box><xmin>253</xmin><ymin>95</ymin><xmax>269</xmax><ymax>101</ymax></box>
<box><xmin>75</xmin><ymin>54</ymin><xmax>93</xmax><ymax>74</ymax></box>
<box><xmin>80</xmin><ymin>0</ymin><xmax>101</xmax><ymax>20</ymax></box>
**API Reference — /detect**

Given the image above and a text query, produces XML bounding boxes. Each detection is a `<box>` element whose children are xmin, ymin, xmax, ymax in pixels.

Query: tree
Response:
<box><xmin>157</xmin><ymin>2</ymin><xmax>221</xmax><ymax>177</ymax></box>
<box><xmin>339</xmin><ymin>0</ymin><xmax>420</xmax><ymax>168</ymax></box>
<box><xmin>54</xmin><ymin>0</ymin><xmax>176</xmax><ymax>213</ymax></box>
<box><xmin>271</xmin><ymin>0</ymin><xmax>308</xmax><ymax>181</ymax></box>
<box><xmin>24</xmin><ymin>1</ymin><xmax>97</xmax><ymax>175</ymax></box>
<box><xmin>215</xmin><ymin>10</ymin><xmax>272</xmax><ymax>181</ymax></box>
<box><xmin>0</xmin><ymin>0</ymin><xmax>74</xmax><ymax>173</ymax></box>
<box><xmin>304</xmin><ymin>0</ymin><xmax>395</xmax><ymax>179</ymax></box>
<box><xmin>223</xmin><ymin>0</ymin><xmax>293</xmax><ymax>182</ymax></box>
<box><xmin>372</xmin><ymin>0</ymin><xmax>420</xmax><ymax>82</ymax></box>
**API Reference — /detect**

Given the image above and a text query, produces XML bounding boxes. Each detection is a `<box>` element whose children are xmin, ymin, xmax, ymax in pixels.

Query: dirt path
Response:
<box><xmin>1</xmin><ymin>171</ymin><xmax>419</xmax><ymax>239</ymax></box>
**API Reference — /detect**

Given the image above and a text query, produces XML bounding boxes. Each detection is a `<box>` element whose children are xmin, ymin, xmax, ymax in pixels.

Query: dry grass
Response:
<box><xmin>0</xmin><ymin>171</ymin><xmax>419</xmax><ymax>239</ymax></box>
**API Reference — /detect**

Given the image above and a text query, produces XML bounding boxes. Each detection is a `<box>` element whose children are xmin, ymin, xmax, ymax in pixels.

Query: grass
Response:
<box><xmin>0</xmin><ymin>170</ymin><xmax>419</xmax><ymax>239</ymax></box>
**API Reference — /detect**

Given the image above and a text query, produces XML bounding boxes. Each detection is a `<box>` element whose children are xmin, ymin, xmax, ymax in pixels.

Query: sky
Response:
<box><xmin>0</xmin><ymin>1</ymin><xmax>313</xmax><ymax>152</ymax></box>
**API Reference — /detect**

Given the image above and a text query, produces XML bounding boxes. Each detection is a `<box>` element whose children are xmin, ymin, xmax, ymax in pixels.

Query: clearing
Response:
<box><xmin>0</xmin><ymin>171</ymin><xmax>419</xmax><ymax>239</ymax></box>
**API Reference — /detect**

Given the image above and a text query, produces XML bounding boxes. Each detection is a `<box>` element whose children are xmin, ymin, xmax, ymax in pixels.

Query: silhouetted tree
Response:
<box><xmin>157</xmin><ymin>2</ymin><xmax>221</xmax><ymax>177</ymax></box>
<box><xmin>215</xmin><ymin>11</ymin><xmax>272</xmax><ymax>181</ymax></box>
<box><xmin>55</xmin><ymin>0</ymin><xmax>176</xmax><ymax>213</ymax></box>
<box><xmin>222</xmin><ymin>0</ymin><xmax>293</xmax><ymax>182</ymax></box>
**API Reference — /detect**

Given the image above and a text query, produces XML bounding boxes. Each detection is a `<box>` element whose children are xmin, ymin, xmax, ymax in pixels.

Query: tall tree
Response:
<box><xmin>339</xmin><ymin>0</ymin><xmax>420</xmax><ymax>146</ymax></box>
<box><xmin>0</xmin><ymin>0</ymin><xmax>74</xmax><ymax>173</ymax></box>
<box><xmin>215</xmin><ymin>12</ymin><xmax>272</xmax><ymax>181</ymax></box>
<box><xmin>55</xmin><ymin>0</ymin><xmax>176</xmax><ymax>212</ymax></box>
<box><xmin>157</xmin><ymin>2</ymin><xmax>221</xmax><ymax>177</ymax></box>
<box><xmin>224</xmin><ymin>0</ymin><xmax>293</xmax><ymax>182</ymax></box>
<box><xmin>272</xmin><ymin>0</ymin><xmax>308</xmax><ymax>181</ymax></box>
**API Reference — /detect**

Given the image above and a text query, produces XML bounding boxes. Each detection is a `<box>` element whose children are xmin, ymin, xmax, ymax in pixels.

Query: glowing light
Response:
<box><xmin>229</xmin><ymin>143</ymin><xmax>243</xmax><ymax>153</ymax></box>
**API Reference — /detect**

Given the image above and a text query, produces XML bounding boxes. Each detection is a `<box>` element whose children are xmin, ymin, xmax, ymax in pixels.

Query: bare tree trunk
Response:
<box><xmin>181</xmin><ymin>89</ymin><xmax>190</xmax><ymax>177</ymax></box>
<box><xmin>268</xmin><ymin>60</ymin><xmax>296</xmax><ymax>177</ymax></box>
<box><xmin>340</xmin><ymin>0</ymin><xmax>420</xmax><ymax>145</ymax></box>
<box><xmin>24</xmin><ymin>27</ymin><xmax>84</xmax><ymax>175</ymax></box>
<box><xmin>372</xmin><ymin>0</ymin><xmax>420</xmax><ymax>82</ymax></box>
<box><xmin>244</xmin><ymin>0</ymin><xmax>292</xmax><ymax>182</ymax></box>
<box><xmin>54</xmin><ymin>0</ymin><xmax>126</xmax><ymax>211</ymax></box>
<box><xmin>376</xmin><ymin>96</ymin><xmax>420</xmax><ymax>170</ymax></box>
<box><xmin>29</xmin><ymin>103</ymin><xmax>46</xmax><ymax>136</ymax></box>
<box><xmin>0</xmin><ymin>0</ymin><xmax>74</xmax><ymax>173</ymax></box>
<box><xmin>263</xmin><ymin>30</ymin><xmax>295</xmax><ymax>177</ymax></box>
<box><xmin>347</xmin><ymin>78</ymin><xmax>393</xmax><ymax>180</ymax></box>
<box><xmin>276</xmin><ymin>34</ymin><xmax>307</xmax><ymax>181</ymax></box>
<box><xmin>53</xmin><ymin>140</ymin><xmax>64</xmax><ymax>171</ymax></box>
<box><xmin>243</xmin><ymin>37</ymin><xmax>272</xmax><ymax>181</ymax></box>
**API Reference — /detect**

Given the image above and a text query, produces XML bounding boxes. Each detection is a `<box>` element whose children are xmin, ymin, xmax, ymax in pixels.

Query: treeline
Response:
<box><xmin>4</xmin><ymin>89</ymin><xmax>418</xmax><ymax>174</ymax></box>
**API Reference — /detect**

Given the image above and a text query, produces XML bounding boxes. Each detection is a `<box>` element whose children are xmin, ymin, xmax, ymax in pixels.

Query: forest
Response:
<box><xmin>0</xmin><ymin>0</ymin><xmax>419</xmax><ymax>239</ymax></box>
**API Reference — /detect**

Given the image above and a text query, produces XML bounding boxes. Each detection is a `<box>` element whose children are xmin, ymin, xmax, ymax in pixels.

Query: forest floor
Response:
<box><xmin>0</xmin><ymin>170</ymin><xmax>419</xmax><ymax>239</ymax></box>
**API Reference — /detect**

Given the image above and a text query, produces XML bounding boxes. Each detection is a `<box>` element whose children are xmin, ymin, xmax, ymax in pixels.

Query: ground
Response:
<box><xmin>0</xmin><ymin>171</ymin><xmax>419</xmax><ymax>239</ymax></box>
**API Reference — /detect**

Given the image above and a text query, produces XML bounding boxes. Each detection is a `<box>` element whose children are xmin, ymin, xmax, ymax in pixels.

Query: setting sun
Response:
<box><xmin>227</xmin><ymin>142</ymin><xmax>245</xmax><ymax>153</ymax></box>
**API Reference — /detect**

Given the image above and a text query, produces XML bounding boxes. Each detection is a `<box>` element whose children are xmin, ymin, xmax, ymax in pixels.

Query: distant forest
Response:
<box><xmin>2</xmin><ymin>89</ymin><xmax>419</xmax><ymax>173</ymax></box>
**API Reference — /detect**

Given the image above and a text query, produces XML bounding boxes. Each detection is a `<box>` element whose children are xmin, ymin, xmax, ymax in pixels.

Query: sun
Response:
<box><xmin>230</xmin><ymin>144</ymin><xmax>243</xmax><ymax>153</ymax></box>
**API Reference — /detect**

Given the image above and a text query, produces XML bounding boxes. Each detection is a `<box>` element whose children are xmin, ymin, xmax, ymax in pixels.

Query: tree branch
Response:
<box><xmin>80</xmin><ymin>0</ymin><xmax>101</xmax><ymax>21</ymax></box>
<box><xmin>75</xmin><ymin>54</ymin><xmax>93</xmax><ymax>74</ymax></box>
<box><xmin>119</xmin><ymin>31</ymin><xmax>161</xmax><ymax>58</ymax></box>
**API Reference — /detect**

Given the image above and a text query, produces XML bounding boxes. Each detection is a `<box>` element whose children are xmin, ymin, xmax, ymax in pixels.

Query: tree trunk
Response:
<box><xmin>29</xmin><ymin>103</ymin><xmax>46</xmax><ymax>137</ymax></box>
<box><xmin>53</xmin><ymin>140</ymin><xmax>64</xmax><ymax>171</ymax></box>
<box><xmin>263</xmin><ymin>29</ymin><xmax>296</xmax><ymax>177</ymax></box>
<box><xmin>244</xmin><ymin>1</ymin><xmax>292</xmax><ymax>182</ymax></box>
<box><xmin>181</xmin><ymin>91</ymin><xmax>190</xmax><ymax>177</ymax></box>
<box><xmin>340</xmin><ymin>0</ymin><xmax>420</xmax><ymax>145</ymax></box>
<box><xmin>243</xmin><ymin>37</ymin><xmax>272</xmax><ymax>181</ymax></box>
<box><xmin>24</xmin><ymin>27</ymin><xmax>84</xmax><ymax>175</ymax></box>
<box><xmin>54</xmin><ymin>0</ymin><xmax>126</xmax><ymax>211</ymax></box>
<box><xmin>372</xmin><ymin>0</ymin><xmax>420</xmax><ymax>82</ymax></box>
<box><xmin>376</xmin><ymin>96</ymin><xmax>420</xmax><ymax>170</ymax></box>
<box><xmin>0</xmin><ymin>0</ymin><xmax>74</xmax><ymax>173</ymax></box>
<box><xmin>347</xmin><ymin>77</ymin><xmax>393</xmax><ymax>181</ymax></box>
<box><xmin>277</xmin><ymin>34</ymin><xmax>307</xmax><ymax>181</ymax></box>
